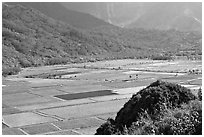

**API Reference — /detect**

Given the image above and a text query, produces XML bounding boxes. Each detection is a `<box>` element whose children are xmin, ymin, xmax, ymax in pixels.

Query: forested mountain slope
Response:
<box><xmin>2</xmin><ymin>4</ymin><xmax>201</xmax><ymax>76</ymax></box>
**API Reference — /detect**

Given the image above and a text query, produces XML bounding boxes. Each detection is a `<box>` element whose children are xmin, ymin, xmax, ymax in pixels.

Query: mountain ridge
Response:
<box><xmin>7</xmin><ymin>2</ymin><xmax>114</xmax><ymax>29</ymax></box>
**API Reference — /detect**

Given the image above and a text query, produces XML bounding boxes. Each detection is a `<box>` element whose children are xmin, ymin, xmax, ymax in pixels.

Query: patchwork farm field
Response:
<box><xmin>2</xmin><ymin>59</ymin><xmax>202</xmax><ymax>135</ymax></box>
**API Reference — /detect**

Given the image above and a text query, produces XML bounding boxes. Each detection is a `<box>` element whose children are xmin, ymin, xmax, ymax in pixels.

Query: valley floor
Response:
<box><xmin>2</xmin><ymin>59</ymin><xmax>201</xmax><ymax>135</ymax></box>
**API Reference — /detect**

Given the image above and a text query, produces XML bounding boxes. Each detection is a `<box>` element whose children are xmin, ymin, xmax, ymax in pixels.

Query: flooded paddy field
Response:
<box><xmin>2</xmin><ymin>59</ymin><xmax>202</xmax><ymax>135</ymax></box>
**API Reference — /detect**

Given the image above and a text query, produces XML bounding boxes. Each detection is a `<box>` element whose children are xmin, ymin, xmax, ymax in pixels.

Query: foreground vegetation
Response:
<box><xmin>2</xmin><ymin>4</ymin><xmax>201</xmax><ymax>76</ymax></box>
<box><xmin>96</xmin><ymin>80</ymin><xmax>202</xmax><ymax>135</ymax></box>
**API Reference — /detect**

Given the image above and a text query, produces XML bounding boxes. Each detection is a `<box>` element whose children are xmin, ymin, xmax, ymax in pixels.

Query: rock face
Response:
<box><xmin>96</xmin><ymin>80</ymin><xmax>198</xmax><ymax>135</ymax></box>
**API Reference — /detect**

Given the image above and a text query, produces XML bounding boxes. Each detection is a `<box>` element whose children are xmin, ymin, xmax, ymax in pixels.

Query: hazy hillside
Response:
<box><xmin>7</xmin><ymin>2</ymin><xmax>114</xmax><ymax>29</ymax></box>
<box><xmin>2</xmin><ymin>3</ymin><xmax>201</xmax><ymax>76</ymax></box>
<box><xmin>127</xmin><ymin>3</ymin><xmax>202</xmax><ymax>32</ymax></box>
<box><xmin>62</xmin><ymin>2</ymin><xmax>201</xmax><ymax>32</ymax></box>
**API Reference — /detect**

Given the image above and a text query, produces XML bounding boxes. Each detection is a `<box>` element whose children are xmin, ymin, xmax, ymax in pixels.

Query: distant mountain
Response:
<box><xmin>62</xmin><ymin>2</ymin><xmax>202</xmax><ymax>32</ymax></box>
<box><xmin>127</xmin><ymin>3</ymin><xmax>202</xmax><ymax>32</ymax></box>
<box><xmin>7</xmin><ymin>2</ymin><xmax>114</xmax><ymax>29</ymax></box>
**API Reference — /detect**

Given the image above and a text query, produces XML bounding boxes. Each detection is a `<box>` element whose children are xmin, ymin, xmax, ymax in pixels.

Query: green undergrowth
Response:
<box><xmin>95</xmin><ymin>80</ymin><xmax>202</xmax><ymax>135</ymax></box>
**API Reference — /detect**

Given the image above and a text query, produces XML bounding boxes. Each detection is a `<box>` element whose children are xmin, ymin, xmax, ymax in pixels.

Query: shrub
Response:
<box><xmin>18</xmin><ymin>58</ymin><xmax>32</xmax><ymax>68</ymax></box>
<box><xmin>198</xmin><ymin>87</ymin><xmax>202</xmax><ymax>101</ymax></box>
<box><xmin>127</xmin><ymin>116</ymin><xmax>156</xmax><ymax>135</ymax></box>
<box><xmin>95</xmin><ymin>118</ymin><xmax>119</xmax><ymax>135</ymax></box>
<box><xmin>45</xmin><ymin>57</ymin><xmax>68</xmax><ymax>65</ymax></box>
<box><xmin>2</xmin><ymin>66</ymin><xmax>21</xmax><ymax>77</ymax></box>
<box><xmin>156</xmin><ymin>102</ymin><xmax>202</xmax><ymax>135</ymax></box>
<box><xmin>151</xmin><ymin>55</ymin><xmax>173</xmax><ymax>60</ymax></box>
